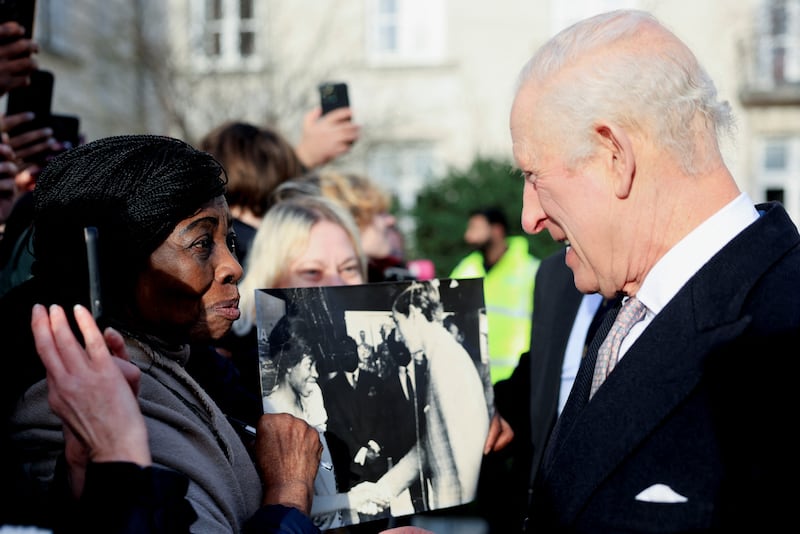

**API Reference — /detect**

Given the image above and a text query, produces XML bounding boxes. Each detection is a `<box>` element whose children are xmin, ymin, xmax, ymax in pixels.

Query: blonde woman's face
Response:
<box><xmin>277</xmin><ymin>219</ymin><xmax>364</xmax><ymax>288</ymax></box>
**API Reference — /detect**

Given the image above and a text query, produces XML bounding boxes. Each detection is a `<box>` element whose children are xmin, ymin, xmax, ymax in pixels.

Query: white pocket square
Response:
<box><xmin>635</xmin><ymin>483</ymin><xmax>688</xmax><ymax>503</ymax></box>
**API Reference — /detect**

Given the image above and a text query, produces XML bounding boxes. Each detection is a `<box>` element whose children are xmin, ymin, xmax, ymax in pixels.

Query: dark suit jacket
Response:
<box><xmin>321</xmin><ymin>370</ymin><xmax>387</xmax><ymax>488</ymax></box>
<box><xmin>528</xmin><ymin>202</ymin><xmax>800</xmax><ymax>533</ymax></box>
<box><xmin>380</xmin><ymin>368</ymin><xmax>420</xmax><ymax>464</ymax></box>
<box><xmin>525</xmin><ymin>250</ymin><xmax>584</xmax><ymax>480</ymax></box>
<box><xmin>497</xmin><ymin>250</ymin><xmax>584</xmax><ymax>452</ymax></box>
<box><xmin>487</xmin><ymin>249</ymin><xmax>580</xmax><ymax>531</ymax></box>
<box><xmin>381</xmin><ymin>367</ymin><xmax>428</xmax><ymax>511</ymax></box>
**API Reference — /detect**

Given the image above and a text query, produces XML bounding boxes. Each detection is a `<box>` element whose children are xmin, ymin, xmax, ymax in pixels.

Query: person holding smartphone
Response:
<box><xmin>294</xmin><ymin>106</ymin><xmax>360</xmax><ymax>169</ymax></box>
<box><xmin>0</xmin><ymin>20</ymin><xmax>38</xmax><ymax>95</ymax></box>
<box><xmin>0</xmin><ymin>135</ymin><xmax>325</xmax><ymax>532</ymax></box>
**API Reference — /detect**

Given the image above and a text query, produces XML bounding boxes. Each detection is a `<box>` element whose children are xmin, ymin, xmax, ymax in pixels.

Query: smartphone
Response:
<box><xmin>5</xmin><ymin>68</ymin><xmax>53</xmax><ymax>137</ymax></box>
<box><xmin>319</xmin><ymin>82</ymin><xmax>349</xmax><ymax>115</ymax></box>
<box><xmin>49</xmin><ymin>113</ymin><xmax>81</xmax><ymax>149</ymax></box>
<box><xmin>83</xmin><ymin>226</ymin><xmax>104</xmax><ymax>323</ymax></box>
<box><xmin>0</xmin><ymin>0</ymin><xmax>36</xmax><ymax>44</ymax></box>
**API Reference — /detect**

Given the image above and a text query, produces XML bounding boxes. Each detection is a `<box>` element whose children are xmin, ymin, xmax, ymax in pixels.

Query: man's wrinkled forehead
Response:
<box><xmin>510</xmin><ymin>82</ymin><xmax>542</xmax><ymax>154</ymax></box>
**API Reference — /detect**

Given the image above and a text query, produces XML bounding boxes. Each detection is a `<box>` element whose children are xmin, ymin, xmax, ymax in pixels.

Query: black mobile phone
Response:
<box><xmin>319</xmin><ymin>82</ymin><xmax>349</xmax><ymax>115</ymax></box>
<box><xmin>49</xmin><ymin>113</ymin><xmax>81</xmax><ymax>150</ymax></box>
<box><xmin>83</xmin><ymin>226</ymin><xmax>104</xmax><ymax>323</ymax></box>
<box><xmin>0</xmin><ymin>0</ymin><xmax>36</xmax><ymax>44</ymax></box>
<box><xmin>5</xmin><ymin>68</ymin><xmax>53</xmax><ymax>137</ymax></box>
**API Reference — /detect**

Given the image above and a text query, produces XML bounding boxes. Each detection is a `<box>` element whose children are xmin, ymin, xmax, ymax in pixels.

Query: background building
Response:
<box><xmin>17</xmin><ymin>0</ymin><xmax>800</xmax><ymax>225</ymax></box>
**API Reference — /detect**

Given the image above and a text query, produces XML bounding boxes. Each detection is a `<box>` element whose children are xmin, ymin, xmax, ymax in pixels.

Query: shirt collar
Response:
<box><xmin>637</xmin><ymin>192</ymin><xmax>759</xmax><ymax>315</ymax></box>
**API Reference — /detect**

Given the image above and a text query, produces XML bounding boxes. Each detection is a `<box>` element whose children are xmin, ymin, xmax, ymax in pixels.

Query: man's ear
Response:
<box><xmin>595</xmin><ymin>123</ymin><xmax>635</xmax><ymax>199</ymax></box>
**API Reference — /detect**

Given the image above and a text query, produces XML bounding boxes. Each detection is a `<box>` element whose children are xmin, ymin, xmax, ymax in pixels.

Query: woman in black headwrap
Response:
<box><xmin>0</xmin><ymin>135</ymin><xmax>323</xmax><ymax>533</ymax></box>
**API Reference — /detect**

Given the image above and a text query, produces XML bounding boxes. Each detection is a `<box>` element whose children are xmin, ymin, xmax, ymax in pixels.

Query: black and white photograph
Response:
<box><xmin>254</xmin><ymin>278</ymin><xmax>493</xmax><ymax>529</ymax></box>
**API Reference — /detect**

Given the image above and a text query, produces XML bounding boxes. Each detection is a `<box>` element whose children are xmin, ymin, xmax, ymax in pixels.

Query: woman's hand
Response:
<box><xmin>31</xmin><ymin>304</ymin><xmax>151</xmax><ymax>498</ymax></box>
<box><xmin>254</xmin><ymin>412</ymin><xmax>322</xmax><ymax>515</ymax></box>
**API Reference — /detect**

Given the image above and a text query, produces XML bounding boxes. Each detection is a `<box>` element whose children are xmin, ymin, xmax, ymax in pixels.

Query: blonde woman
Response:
<box><xmin>272</xmin><ymin>170</ymin><xmax>402</xmax><ymax>281</ymax></box>
<box><xmin>232</xmin><ymin>193</ymin><xmax>367</xmax><ymax>339</ymax></box>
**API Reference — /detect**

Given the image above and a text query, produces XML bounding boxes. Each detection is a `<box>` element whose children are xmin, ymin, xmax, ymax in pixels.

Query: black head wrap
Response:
<box><xmin>31</xmin><ymin>134</ymin><xmax>226</xmax><ymax>318</ymax></box>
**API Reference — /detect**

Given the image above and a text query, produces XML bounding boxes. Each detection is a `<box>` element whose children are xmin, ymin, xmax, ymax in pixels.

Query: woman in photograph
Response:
<box><xmin>263</xmin><ymin>314</ymin><xmax>387</xmax><ymax>529</ymax></box>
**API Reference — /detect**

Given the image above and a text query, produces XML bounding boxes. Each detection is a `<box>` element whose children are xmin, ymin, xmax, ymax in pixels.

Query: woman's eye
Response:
<box><xmin>340</xmin><ymin>266</ymin><xmax>361</xmax><ymax>281</ymax></box>
<box><xmin>192</xmin><ymin>236</ymin><xmax>212</xmax><ymax>251</ymax></box>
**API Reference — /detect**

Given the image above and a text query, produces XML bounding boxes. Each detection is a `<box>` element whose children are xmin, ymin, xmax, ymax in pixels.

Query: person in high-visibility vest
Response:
<box><xmin>450</xmin><ymin>206</ymin><xmax>539</xmax><ymax>383</ymax></box>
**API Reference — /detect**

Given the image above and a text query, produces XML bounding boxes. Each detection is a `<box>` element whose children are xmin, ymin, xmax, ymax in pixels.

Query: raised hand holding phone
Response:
<box><xmin>294</xmin><ymin>82</ymin><xmax>359</xmax><ymax>168</ymax></box>
<box><xmin>0</xmin><ymin>0</ymin><xmax>39</xmax><ymax>94</ymax></box>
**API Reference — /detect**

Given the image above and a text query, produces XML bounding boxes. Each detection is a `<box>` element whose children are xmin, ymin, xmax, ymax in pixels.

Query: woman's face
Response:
<box><xmin>278</xmin><ymin>219</ymin><xmax>364</xmax><ymax>288</ymax></box>
<box><xmin>360</xmin><ymin>212</ymin><xmax>396</xmax><ymax>260</ymax></box>
<box><xmin>135</xmin><ymin>196</ymin><xmax>242</xmax><ymax>343</ymax></box>
<box><xmin>286</xmin><ymin>355</ymin><xmax>319</xmax><ymax>398</ymax></box>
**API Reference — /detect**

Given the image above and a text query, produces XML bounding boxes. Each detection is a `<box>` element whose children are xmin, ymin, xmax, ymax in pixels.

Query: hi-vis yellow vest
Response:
<box><xmin>450</xmin><ymin>236</ymin><xmax>539</xmax><ymax>383</ymax></box>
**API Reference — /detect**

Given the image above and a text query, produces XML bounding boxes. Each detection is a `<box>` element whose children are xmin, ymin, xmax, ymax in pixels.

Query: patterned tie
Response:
<box><xmin>590</xmin><ymin>296</ymin><xmax>646</xmax><ymax>399</ymax></box>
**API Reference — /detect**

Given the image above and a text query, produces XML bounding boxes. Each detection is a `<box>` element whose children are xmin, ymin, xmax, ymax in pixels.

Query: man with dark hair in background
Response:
<box><xmin>450</xmin><ymin>206</ymin><xmax>539</xmax><ymax>384</ymax></box>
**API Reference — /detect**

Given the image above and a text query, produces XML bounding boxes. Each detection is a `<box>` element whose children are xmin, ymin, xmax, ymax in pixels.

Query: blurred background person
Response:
<box><xmin>272</xmin><ymin>170</ymin><xmax>405</xmax><ymax>282</ymax></box>
<box><xmin>0</xmin><ymin>20</ymin><xmax>42</xmax><ymax>242</ymax></box>
<box><xmin>0</xmin><ymin>20</ymin><xmax>38</xmax><ymax>95</ymax></box>
<box><xmin>450</xmin><ymin>206</ymin><xmax>539</xmax><ymax>384</ymax></box>
<box><xmin>197</xmin><ymin>121</ymin><xmax>306</xmax><ymax>267</ymax></box>
<box><xmin>0</xmin><ymin>110</ymin><xmax>76</xmax><ymax>298</ymax></box>
<box><xmin>0</xmin><ymin>143</ymin><xmax>18</xmax><ymax>238</ymax></box>
<box><xmin>198</xmin><ymin>110</ymin><xmax>359</xmax><ymax>269</ymax></box>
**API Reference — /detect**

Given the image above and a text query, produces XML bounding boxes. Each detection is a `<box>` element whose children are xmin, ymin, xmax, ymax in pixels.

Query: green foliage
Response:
<box><xmin>408</xmin><ymin>156</ymin><xmax>563</xmax><ymax>277</ymax></box>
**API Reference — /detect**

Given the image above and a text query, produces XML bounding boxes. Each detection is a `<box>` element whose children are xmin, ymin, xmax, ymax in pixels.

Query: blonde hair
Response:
<box><xmin>233</xmin><ymin>194</ymin><xmax>366</xmax><ymax>335</ymax></box>
<box><xmin>272</xmin><ymin>170</ymin><xmax>390</xmax><ymax>230</ymax></box>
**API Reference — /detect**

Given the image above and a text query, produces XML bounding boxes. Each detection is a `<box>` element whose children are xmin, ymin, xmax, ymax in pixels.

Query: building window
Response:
<box><xmin>37</xmin><ymin>0</ymin><xmax>73</xmax><ymax>56</ymax></box>
<box><xmin>755</xmin><ymin>136</ymin><xmax>800</xmax><ymax>226</ymax></box>
<box><xmin>756</xmin><ymin>0</ymin><xmax>800</xmax><ymax>86</ymax></box>
<box><xmin>191</xmin><ymin>0</ymin><xmax>260</xmax><ymax>71</ymax></box>
<box><xmin>765</xmin><ymin>141</ymin><xmax>788</xmax><ymax>170</ymax></box>
<box><xmin>766</xmin><ymin>188</ymin><xmax>785</xmax><ymax>203</ymax></box>
<box><xmin>366</xmin><ymin>0</ymin><xmax>445</xmax><ymax>65</ymax></box>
